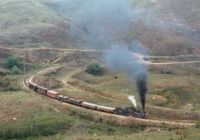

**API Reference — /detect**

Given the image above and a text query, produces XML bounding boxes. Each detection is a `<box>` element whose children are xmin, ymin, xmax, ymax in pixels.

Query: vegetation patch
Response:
<box><xmin>85</xmin><ymin>63</ymin><xmax>105</xmax><ymax>76</ymax></box>
<box><xmin>4</xmin><ymin>56</ymin><xmax>21</xmax><ymax>74</ymax></box>
<box><xmin>196</xmin><ymin>121</ymin><xmax>200</xmax><ymax>129</ymax></box>
<box><xmin>0</xmin><ymin>75</ymin><xmax>21</xmax><ymax>91</ymax></box>
<box><xmin>0</xmin><ymin>112</ymin><xmax>72</xmax><ymax>139</ymax></box>
<box><xmin>86</xmin><ymin>122</ymin><xmax>141</xmax><ymax>135</ymax></box>
<box><xmin>34</xmin><ymin>75</ymin><xmax>63</xmax><ymax>90</ymax></box>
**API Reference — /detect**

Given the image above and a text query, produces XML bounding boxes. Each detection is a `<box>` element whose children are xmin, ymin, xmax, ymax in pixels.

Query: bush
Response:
<box><xmin>4</xmin><ymin>56</ymin><xmax>22</xmax><ymax>75</ymax></box>
<box><xmin>11</xmin><ymin>65</ymin><xmax>21</xmax><ymax>74</ymax></box>
<box><xmin>196</xmin><ymin>121</ymin><xmax>200</xmax><ymax>128</ymax></box>
<box><xmin>4</xmin><ymin>56</ymin><xmax>20</xmax><ymax>70</ymax></box>
<box><xmin>85</xmin><ymin>63</ymin><xmax>104</xmax><ymax>76</ymax></box>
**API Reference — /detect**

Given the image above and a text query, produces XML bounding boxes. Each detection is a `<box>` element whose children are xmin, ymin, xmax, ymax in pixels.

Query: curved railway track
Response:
<box><xmin>3</xmin><ymin>45</ymin><xmax>199</xmax><ymax>128</ymax></box>
<box><xmin>22</xmin><ymin>65</ymin><xmax>197</xmax><ymax>128</ymax></box>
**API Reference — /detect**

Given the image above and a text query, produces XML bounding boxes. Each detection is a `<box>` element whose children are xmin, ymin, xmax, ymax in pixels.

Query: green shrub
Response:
<box><xmin>85</xmin><ymin>63</ymin><xmax>104</xmax><ymax>76</ymax></box>
<box><xmin>3</xmin><ymin>56</ymin><xmax>22</xmax><ymax>75</ymax></box>
<box><xmin>11</xmin><ymin>65</ymin><xmax>21</xmax><ymax>74</ymax></box>
<box><xmin>196</xmin><ymin>121</ymin><xmax>200</xmax><ymax>128</ymax></box>
<box><xmin>4</xmin><ymin>56</ymin><xmax>20</xmax><ymax>70</ymax></box>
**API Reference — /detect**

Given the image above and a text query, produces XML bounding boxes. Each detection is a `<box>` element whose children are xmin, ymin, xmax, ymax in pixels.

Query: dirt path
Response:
<box><xmin>0</xmin><ymin>46</ymin><xmax>106</xmax><ymax>52</ymax></box>
<box><xmin>1</xmin><ymin>46</ymin><xmax>200</xmax><ymax>65</ymax></box>
<box><xmin>133</xmin><ymin>53</ymin><xmax>200</xmax><ymax>65</ymax></box>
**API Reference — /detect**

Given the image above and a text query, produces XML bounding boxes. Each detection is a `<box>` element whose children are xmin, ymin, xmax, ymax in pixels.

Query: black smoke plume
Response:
<box><xmin>105</xmin><ymin>45</ymin><xmax>148</xmax><ymax>111</ymax></box>
<box><xmin>60</xmin><ymin>0</ymin><xmax>149</xmax><ymax>110</ymax></box>
<box><xmin>136</xmin><ymin>74</ymin><xmax>148</xmax><ymax>111</ymax></box>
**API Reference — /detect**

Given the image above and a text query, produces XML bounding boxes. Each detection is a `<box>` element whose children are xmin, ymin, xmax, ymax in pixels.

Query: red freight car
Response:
<box><xmin>47</xmin><ymin>90</ymin><xmax>58</xmax><ymax>98</ymax></box>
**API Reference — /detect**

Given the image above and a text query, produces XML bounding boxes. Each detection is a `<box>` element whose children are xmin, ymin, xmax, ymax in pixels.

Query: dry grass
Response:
<box><xmin>35</xmin><ymin>59</ymin><xmax>200</xmax><ymax>121</ymax></box>
<box><xmin>0</xmin><ymin>0</ymin><xmax>200</xmax><ymax>139</ymax></box>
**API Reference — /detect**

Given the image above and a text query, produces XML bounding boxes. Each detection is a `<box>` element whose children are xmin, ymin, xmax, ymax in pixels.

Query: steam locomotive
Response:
<box><xmin>27</xmin><ymin>81</ymin><xmax>146</xmax><ymax>118</ymax></box>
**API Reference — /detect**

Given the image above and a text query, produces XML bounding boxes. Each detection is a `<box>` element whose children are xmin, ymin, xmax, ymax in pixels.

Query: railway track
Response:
<box><xmin>22</xmin><ymin>65</ymin><xmax>196</xmax><ymax>128</ymax></box>
<box><xmin>3</xmin><ymin>45</ymin><xmax>197</xmax><ymax>128</ymax></box>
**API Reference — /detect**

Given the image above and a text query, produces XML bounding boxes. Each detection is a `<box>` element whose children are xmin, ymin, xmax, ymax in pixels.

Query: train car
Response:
<box><xmin>57</xmin><ymin>95</ymin><xmax>82</xmax><ymax>106</ymax></box>
<box><xmin>28</xmin><ymin>81</ymin><xmax>37</xmax><ymax>91</ymax></box>
<box><xmin>113</xmin><ymin>107</ymin><xmax>129</xmax><ymax>115</ymax></box>
<box><xmin>28</xmin><ymin>81</ymin><xmax>35</xmax><ymax>90</ymax></box>
<box><xmin>57</xmin><ymin>95</ymin><xmax>68</xmax><ymax>101</ymax></box>
<box><xmin>81</xmin><ymin>102</ymin><xmax>97</xmax><ymax>110</ymax></box>
<box><xmin>47</xmin><ymin>90</ymin><xmax>58</xmax><ymax>99</ymax></box>
<box><xmin>28</xmin><ymin>82</ymin><xmax>32</xmax><ymax>89</ymax></box>
<box><xmin>36</xmin><ymin>85</ymin><xmax>48</xmax><ymax>95</ymax></box>
<box><xmin>96</xmin><ymin>105</ymin><xmax>115</xmax><ymax>113</ymax></box>
<box><xmin>67</xmin><ymin>98</ymin><xmax>83</xmax><ymax>106</ymax></box>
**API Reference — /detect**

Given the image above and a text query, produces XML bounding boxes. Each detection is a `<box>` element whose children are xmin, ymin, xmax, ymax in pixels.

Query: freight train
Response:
<box><xmin>27</xmin><ymin>81</ymin><xmax>146</xmax><ymax>118</ymax></box>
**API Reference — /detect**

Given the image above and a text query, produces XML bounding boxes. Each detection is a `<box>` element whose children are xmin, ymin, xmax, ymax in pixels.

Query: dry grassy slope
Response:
<box><xmin>0</xmin><ymin>0</ymin><xmax>71</xmax><ymax>48</ymax></box>
<box><xmin>129</xmin><ymin>0</ymin><xmax>200</xmax><ymax>55</ymax></box>
<box><xmin>131</xmin><ymin>0</ymin><xmax>200</xmax><ymax>29</ymax></box>
<box><xmin>0</xmin><ymin>0</ymin><xmax>200</xmax><ymax>55</ymax></box>
<box><xmin>127</xmin><ymin>25</ymin><xmax>200</xmax><ymax>55</ymax></box>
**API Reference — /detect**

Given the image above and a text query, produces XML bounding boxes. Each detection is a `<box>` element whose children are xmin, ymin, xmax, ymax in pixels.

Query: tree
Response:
<box><xmin>85</xmin><ymin>63</ymin><xmax>104</xmax><ymax>76</ymax></box>
<box><xmin>4</xmin><ymin>56</ymin><xmax>20</xmax><ymax>70</ymax></box>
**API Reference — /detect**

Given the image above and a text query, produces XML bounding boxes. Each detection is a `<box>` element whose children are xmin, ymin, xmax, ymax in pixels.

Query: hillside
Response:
<box><xmin>129</xmin><ymin>0</ymin><xmax>200</xmax><ymax>55</ymax></box>
<box><xmin>0</xmin><ymin>0</ymin><xmax>199</xmax><ymax>55</ymax></box>
<box><xmin>0</xmin><ymin>1</ymin><xmax>200</xmax><ymax>140</ymax></box>
<box><xmin>0</xmin><ymin>0</ymin><xmax>71</xmax><ymax>48</ymax></box>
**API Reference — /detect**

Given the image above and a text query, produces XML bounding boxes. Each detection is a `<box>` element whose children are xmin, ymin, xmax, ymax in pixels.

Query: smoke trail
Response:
<box><xmin>61</xmin><ymin>0</ymin><xmax>149</xmax><ymax>110</ymax></box>
<box><xmin>56</xmin><ymin>0</ymin><xmax>198</xmax><ymax>109</ymax></box>
<box><xmin>105</xmin><ymin>45</ymin><xmax>148</xmax><ymax>110</ymax></box>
